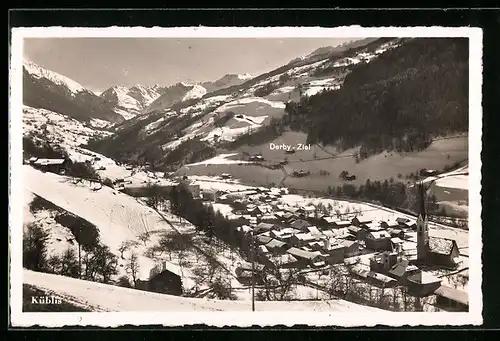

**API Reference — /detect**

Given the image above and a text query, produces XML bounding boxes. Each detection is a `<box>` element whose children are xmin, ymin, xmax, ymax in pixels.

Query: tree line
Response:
<box><xmin>23</xmin><ymin>196</ymin><xmax>121</xmax><ymax>285</ymax></box>
<box><xmin>284</xmin><ymin>38</ymin><xmax>469</xmax><ymax>160</ymax></box>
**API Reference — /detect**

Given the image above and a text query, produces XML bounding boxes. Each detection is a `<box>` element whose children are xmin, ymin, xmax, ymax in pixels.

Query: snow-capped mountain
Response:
<box><xmin>23</xmin><ymin>61</ymin><xmax>123</xmax><ymax>123</ymax></box>
<box><xmin>144</xmin><ymin>82</ymin><xmax>207</xmax><ymax>113</ymax></box>
<box><xmin>23</xmin><ymin>60</ymin><xmax>85</xmax><ymax>96</ymax></box>
<box><xmin>86</xmin><ymin>37</ymin><xmax>403</xmax><ymax>168</ymax></box>
<box><xmin>201</xmin><ymin>73</ymin><xmax>254</xmax><ymax>93</ymax></box>
<box><xmin>144</xmin><ymin>74</ymin><xmax>253</xmax><ymax>114</ymax></box>
<box><xmin>100</xmin><ymin>84</ymin><xmax>165</xmax><ymax>120</ymax></box>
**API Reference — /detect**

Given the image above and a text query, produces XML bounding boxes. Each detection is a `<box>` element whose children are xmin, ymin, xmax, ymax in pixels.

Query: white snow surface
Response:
<box><xmin>23</xmin><ymin>60</ymin><xmax>85</xmax><ymax>96</ymax></box>
<box><xmin>23</xmin><ymin>166</ymin><xmax>175</xmax><ymax>279</ymax></box>
<box><xmin>23</xmin><ymin>105</ymin><xmax>113</xmax><ymax>151</ymax></box>
<box><xmin>24</xmin><ymin>269</ymin><xmax>384</xmax><ymax>312</ymax></box>
<box><xmin>215</xmin><ymin>97</ymin><xmax>286</xmax><ymax>113</ymax></box>
<box><xmin>182</xmin><ymin>84</ymin><xmax>207</xmax><ymax>101</ymax></box>
<box><xmin>185</xmin><ymin>153</ymin><xmax>251</xmax><ymax>166</ymax></box>
<box><xmin>237</xmin><ymin>73</ymin><xmax>253</xmax><ymax>80</ymax></box>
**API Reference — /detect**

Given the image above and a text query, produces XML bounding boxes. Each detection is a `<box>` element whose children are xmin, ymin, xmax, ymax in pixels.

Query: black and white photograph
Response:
<box><xmin>9</xmin><ymin>26</ymin><xmax>482</xmax><ymax>327</ymax></box>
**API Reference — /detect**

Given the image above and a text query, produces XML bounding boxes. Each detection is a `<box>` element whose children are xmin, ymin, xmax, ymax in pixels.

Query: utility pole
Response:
<box><xmin>250</xmin><ymin>231</ymin><xmax>255</xmax><ymax>312</ymax></box>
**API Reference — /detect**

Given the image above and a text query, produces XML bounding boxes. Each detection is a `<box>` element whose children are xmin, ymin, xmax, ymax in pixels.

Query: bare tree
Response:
<box><xmin>259</xmin><ymin>266</ymin><xmax>299</xmax><ymax>301</ymax></box>
<box><xmin>138</xmin><ymin>231</ymin><xmax>150</xmax><ymax>247</ymax></box>
<box><xmin>118</xmin><ymin>241</ymin><xmax>129</xmax><ymax>260</ymax></box>
<box><xmin>126</xmin><ymin>252</ymin><xmax>140</xmax><ymax>287</ymax></box>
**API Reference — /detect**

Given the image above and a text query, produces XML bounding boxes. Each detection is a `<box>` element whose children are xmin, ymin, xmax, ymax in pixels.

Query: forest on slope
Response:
<box><xmin>284</xmin><ymin>38</ymin><xmax>469</xmax><ymax>160</ymax></box>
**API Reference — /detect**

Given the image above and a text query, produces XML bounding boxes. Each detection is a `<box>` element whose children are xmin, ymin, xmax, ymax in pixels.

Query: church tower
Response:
<box><xmin>416</xmin><ymin>182</ymin><xmax>429</xmax><ymax>262</ymax></box>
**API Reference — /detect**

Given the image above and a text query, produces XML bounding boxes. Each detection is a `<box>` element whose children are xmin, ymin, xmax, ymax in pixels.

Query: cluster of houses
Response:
<box><xmin>207</xmin><ymin>186</ymin><xmax>464</xmax><ymax>307</ymax></box>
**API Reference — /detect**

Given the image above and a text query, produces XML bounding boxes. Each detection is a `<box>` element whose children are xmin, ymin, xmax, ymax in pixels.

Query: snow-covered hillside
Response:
<box><xmin>23</xmin><ymin>60</ymin><xmax>86</xmax><ymax>96</ymax></box>
<box><xmin>23</xmin><ymin>105</ymin><xmax>113</xmax><ymax>158</ymax></box>
<box><xmin>23</xmin><ymin>165</ymin><xmax>252</xmax><ymax>291</ymax></box>
<box><xmin>23</xmin><ymin>269</ymin><xmax>384</xmax><ymax>313</ymax></box>
<box><xmin>201</xmin><ymin>73</ymin><xmax>254</xmax><ymax>93</ymax></box>
<box><xmin>95</xmin><ymin>38</ymin><xmax>402</xmax><ymax>161</ymax></box>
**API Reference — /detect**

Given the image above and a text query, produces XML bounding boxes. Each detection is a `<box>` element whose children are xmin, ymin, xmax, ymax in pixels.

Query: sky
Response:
<box><xmin>23</xmin><ymin>38</ymin><xmax>357</xmax><ymax>93</ymax></box>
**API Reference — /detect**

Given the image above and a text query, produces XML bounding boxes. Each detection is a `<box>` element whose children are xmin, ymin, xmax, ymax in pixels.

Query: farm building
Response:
<box><xmin>338</xmin><ymin>240</ymin><xmax>363</xmax><ymax>258</ymax></box>
<box><xmin>270</xmin><ymin>228</ymin><xmax>300</xmax><ymax>242</ymax></box>
<box><xmin>290</xmin><ymin>219</ymin><xmax>312</xmax><ymax>231</ymax></box>
<box><xmin>434</xmin><ymin>285</ymin><xmax>469</xmax><ymax>312</ymax></box>
<box><xmin>319</xmin><ymin>216</ymin><xmax>337</xmax><ymax>228</ymax></box>
<box><xmin>264</xmin><ymin>253</ymin><xmax>298</xmax><ymax>269</ymax></box>
<box><xmin>387</xmin><ymin>228</ymin><xmax>405</xmax><ymax>239</ymax></box>
<box><xmin>253</xmin><ymin>222</ymin><xmax>278</xmax><ymax>234</ymax></box>
<box><xmin>235</xmin><ymin>262</ymin><xmax>266</xmax><ymax>285</ymax></box>
<box><xmin>305</xmin><ymin>225</ymin><xmax>323</xmax><ymax>237</ymax></box>
<box><xmin>396</xmin><ymin>217</ymin><xmax>410</xmax><ymax>225</ymax></box>
<box><xmin>381</xmin><ymin>220</ymin><xmax>400</xmax><ymax>229</ymax></box>
<box><xmin>406</xmin><ymin>270</ymin><xmax>442</xmax><ymax>296</ymax></box>
<box><xmin>286</xmin><ymin>247</ymin><xmax>324</xmax><ymax>268</ymax></box>
<box><xmin>370</xmin><ymin>251</ymin><xmax>401</xmax><ymax>273</ymax></box>
<box><xmin>332</xmin><ymin>220</ymin><xmax>352</xmax><ymax>229</ymax></box>
<box><xmin>249</xmin><ymin>155</ymin><xmax>265</xmax><ymax>162</ymax></box>
<box><xmin>30</xmin><ymin>158</ymin><xmax>68</xmax><ymax>174</ymax></box>
<box><xmin>323</xmin><ymin>227</ymin><xmax>354</xmax><ymax>240</ymax></box>
<box><xmin>365</xmin><ymin>231</ymin><xmax>391</xmax><ymax>251</ymax></box>
<box><xmin>297</xmin><ymin>205</ymin><xmax>316</xmax><ymax>216</ymax></box>
<box><xmin>264</xmin><ymin>239</ymin><xmax>290</xmax><ymax>254</ymax></box>
<box><xmin>387</xmin><ymin>259</ymin><xmax>420</xmax><ymax>282</ymax></box>
<box><xmin>201</xmin><ymin>189</ymin><xmax>217</xmax><ymax>202</ymax></box>
<box><xmin>148</xmin><ymin>261</ymin><xmax>183</xmax><ymax>296</ymax></box>
<box><xmin>349</xmin><ymin>265</ymin><xmax>398</xmax><ymax>288</ymax></box>
<box><xmin>351</xmin><ymin>217</ymin><xmax>372</xmax><ymax>227</ymax></box>
<box><xmin>321</xmin><ymin>239</ymin><xmax>346</xmax><ymax>264</ymax></box>
<box><xmin>120</xmin><ymin>184</ymin><xmax>176</xmax><ymax>198</ymax></box>
<box><xmin>255</xmin><ymin>235</ymin><xmax>273</xmax><ymax>245</ymax></box>
<box><xmin>364</xmin><ymin>222</ymin><xmax>384</xmax><ymax>232</ymax></box>
<box><xmin>347</xmin><ymin>225</ymin><xmax>369</xmax><ymax>241</ymax></box>
<box><xmin>282</xmin><ymin>212</ymin><xmax>298</xmax><ymax>222</ymax></box>
<box><xmin>289</xmin><ymin>233</ymin><xmax>321</xmax><ymax>247</ymax></box>
<box><xmin>390</xmin><ymin>237</ymin><xmax>405</xmax><ymax>253</ymax></box>
<box><xmin>261</xmin><ymin>214</ymin><xmax>280</xmax><ymax>223</ymax></box>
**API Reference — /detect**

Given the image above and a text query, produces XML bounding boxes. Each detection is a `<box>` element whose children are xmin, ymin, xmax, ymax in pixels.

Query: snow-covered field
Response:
<box><xmin>23</xmin><ymin>270</ymin><xmax>384</xmax><ymax>312</ymax></box>
<box><xmin>185</xmin><ymin>153</ymin><xmax>251</xmax><ymax>167</ymax></box>
<box><xmin>23</xmin><ymin>105</ymin><xmax>113</xmax><ymax>150</ymax></box>
<box><xmin>22</xmin><ymin>166</ymin><xmax>248</xmax><ymax>287</ymax></box>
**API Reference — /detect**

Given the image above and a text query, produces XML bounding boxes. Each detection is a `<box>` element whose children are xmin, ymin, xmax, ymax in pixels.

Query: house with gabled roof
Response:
<box><xmin>264</xmin><ymin>238</ymin><xmax>290</xmax><ymax>254</ymax></box>
<box><xmin>351</xmin><ymin>217</ymin><xmax>373</xmax><ymax>227</ymax></box>
<box><xmin>253</xmin><ymin>222</ymin><xmax>277</xmax><ymax>234</ymax></box>
<box><xmin>289</xmin><ymin>232</ymin><xmax>320</xmax><ymax>247</ymax></box>
<box><xmin>286</xmin><ymin>247</ymin><xmax>324</xmax><ymax>268</ymax></box>
<box><xmin>381</xmin><ymin>220</ymin><xmax>400</xmax><ymax>229</ymax></box>
<box><xmin>319</xmin><ymin>216</ymin><xmax>337</xmax><ymax>228</ymax></box>
<box><xmin>364</xmin><ymin>222</ymin><xmax>384</xmax><ymax>232</ymax></box>
<box><xmin>290</xmin><ymin>219</ymin><xmax>312</xmax><ymax>231</ymax></box>
<box><xmin>365</xmin><ymin>230</ymin><xmax>391</xmax><ymax>251</ymax></box>
<box><xmin>426</xmin><ymin>237</ymin><xmax>460</xmax><ymax>268</ymax></box>
<box><xmin>332</xmin><ymin>220</ymin><xmax>352</xmax><ymax>229</ymax></box>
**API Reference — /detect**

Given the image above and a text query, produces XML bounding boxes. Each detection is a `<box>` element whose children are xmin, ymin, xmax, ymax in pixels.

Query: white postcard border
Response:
<box><xmin>9</xmin><ymin>26</ymin><xmax>483</xmax><ymax>327</ymax></box>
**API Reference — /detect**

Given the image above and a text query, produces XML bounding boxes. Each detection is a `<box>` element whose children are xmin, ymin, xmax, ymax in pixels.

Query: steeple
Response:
<box><xmin>418</xmin><ymin>181</ymin><xmax>426</xmax><ymax>220</ymax></box>
<box><xmin>416</xmin><ymin>181</ymin><xmax>429</xmax><ymax>262</ymax></box>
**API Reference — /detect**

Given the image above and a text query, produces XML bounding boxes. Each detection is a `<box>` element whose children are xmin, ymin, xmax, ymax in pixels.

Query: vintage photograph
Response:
<box><xmin>9</xmin><ymin>27</ymin><xmax>482</xmax><ymax>327</ymax></box>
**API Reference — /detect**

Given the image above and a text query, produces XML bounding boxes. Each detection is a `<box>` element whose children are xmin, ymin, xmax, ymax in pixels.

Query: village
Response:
<box><xmin>191</xmin><ymin>174</ymin><xmax>469</xmax><ymax>312</ymax></box>
<box><xmin>23</xmin><ymin>156</ymin><xmax>469</xmax><ymax>312</ymax></box>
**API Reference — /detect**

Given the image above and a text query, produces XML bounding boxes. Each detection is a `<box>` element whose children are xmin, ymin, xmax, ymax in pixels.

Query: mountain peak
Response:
<box><xmin>23</xmin><ymin>60</ymin><xmax>86</xmax><ymax>96</ymax></box>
